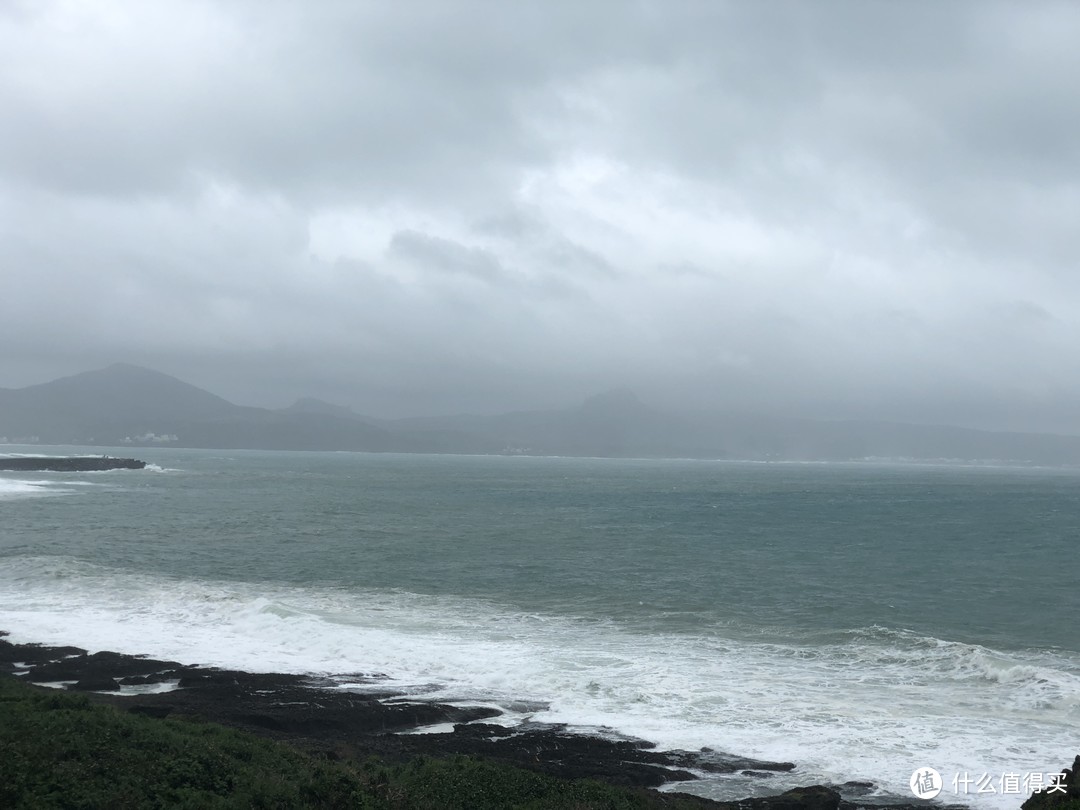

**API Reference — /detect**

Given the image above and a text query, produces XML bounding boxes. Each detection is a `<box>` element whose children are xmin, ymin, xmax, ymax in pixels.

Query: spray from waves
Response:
<box><xmin>839</xmin><ymin>626</ymin><xmax>1080</xmax><ymax>706</ymax></box>
<box><xmin>1</xmin><ymin>453</ymin><xmax>136</xmax><ymax>460</ymax></box>
<box><xmin>71</xmin><ymin>464</ymin><xmax>180</xmax><ymax>474</ymax></box>
<box><xmin>0</xmin><ymin>479</ymin><xmax>74</xmax><ymax>499</ymax></box>
<box><xmin>0</xmin><ymin>453</ymin><xmax>64</xmax><ymax>458</ymax></box>
<box><xmin>0</xmin><ymin>476</ymin><xmax>122</xmax><ymax>498</ymax></box>
<box><xmin>0</xmin><ymin>555</ymin><xmax>1076</xmax><ymax>808</ymax></box>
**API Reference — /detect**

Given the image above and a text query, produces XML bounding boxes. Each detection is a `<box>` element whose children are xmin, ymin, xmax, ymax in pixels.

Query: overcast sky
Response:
<box><xmin>1</xmin><ymin>1</ymin><xmax>1078</xmax><ymax>430</ymax></box>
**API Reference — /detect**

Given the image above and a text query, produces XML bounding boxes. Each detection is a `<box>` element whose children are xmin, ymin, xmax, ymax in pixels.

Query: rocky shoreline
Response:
<box><xmin>0</xmin><ymin>456</ymin><xmax>147</xmax><ymax>472</ymax></box>
<box><xmin>0</xmin><ymin>631</ymin><xmax>970</xmax><ymax>810</ymax></box>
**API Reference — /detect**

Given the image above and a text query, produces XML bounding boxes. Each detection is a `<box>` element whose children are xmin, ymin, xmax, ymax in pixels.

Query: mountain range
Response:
<box><xmin>2</xmin><ymin>363</ymin><xmax>1079</xmax><ymax>464</ymax></box>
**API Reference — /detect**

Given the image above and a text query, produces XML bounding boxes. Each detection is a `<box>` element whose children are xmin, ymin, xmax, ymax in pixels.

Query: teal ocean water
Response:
<box><xmin>2</xmin><ymin>448</ymin><xmax>1079</xmax><ymax>806</ymax></box>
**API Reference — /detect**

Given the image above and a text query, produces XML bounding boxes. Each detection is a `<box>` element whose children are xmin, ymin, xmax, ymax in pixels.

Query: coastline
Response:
<box><xmin>1</xmin><ymin>630</ymin><xmax>966</xmax><ymax>810</ymax></box>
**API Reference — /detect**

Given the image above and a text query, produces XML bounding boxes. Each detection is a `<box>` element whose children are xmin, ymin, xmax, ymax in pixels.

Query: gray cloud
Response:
<box><xmin>389</xmin><ymin>231</ymin><xmax>508</xmax><ymax>284</ymax></box>
<box><xmin>1</xmin><ymin>0</ymin><xmax>1078</xmax><ymax>431</ymax></box>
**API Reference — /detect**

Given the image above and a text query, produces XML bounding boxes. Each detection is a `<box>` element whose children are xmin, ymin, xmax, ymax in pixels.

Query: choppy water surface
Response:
<box><xmin>2</xmin><ymin>448</ymin><xmax>1078</xmax><ymax>807</ymax></box>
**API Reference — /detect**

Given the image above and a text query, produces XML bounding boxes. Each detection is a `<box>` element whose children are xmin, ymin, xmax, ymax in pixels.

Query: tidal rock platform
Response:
<box><xmin>0</xmin><ymin>456</ymin><xmax>147</xmax><ymax>472</ymax></box>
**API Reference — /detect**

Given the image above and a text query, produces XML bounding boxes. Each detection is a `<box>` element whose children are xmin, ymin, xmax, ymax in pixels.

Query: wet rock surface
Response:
<box><xmin>377</xmin><ymin>721</ymin><xmax>700</xmax><ymax>787</ymax></box>
<box><xmin>0</xmin><ymin>633</ymin><xmax>966</xmax><ymax>809</ymax></box>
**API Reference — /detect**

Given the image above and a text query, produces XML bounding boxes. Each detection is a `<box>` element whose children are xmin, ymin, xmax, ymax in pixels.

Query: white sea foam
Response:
<box><xmin>0</xmin><ymin>479</ymin><xmax>73</xmax><ymax>499</ymax></box>
<box><xmin>0</xmin><ymin>469</ymin><xmax>156</xmax><ymax>500</ymax></box>
<box><xmin>0</xmin><ymin>453</ymin><xmax>65</xmax><ymax>458</ymax></box>
<box><xmin>0</xmin><ymin>556</ymin><xmax>1075</xmax><ymax>808</ymax></box>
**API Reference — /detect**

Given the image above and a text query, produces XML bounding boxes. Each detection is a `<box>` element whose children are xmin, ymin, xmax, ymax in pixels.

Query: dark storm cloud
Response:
<box><xmin>1</xmin><ymin>1</ymin><xmax>1078</xmax><ymax>430</ymax></box>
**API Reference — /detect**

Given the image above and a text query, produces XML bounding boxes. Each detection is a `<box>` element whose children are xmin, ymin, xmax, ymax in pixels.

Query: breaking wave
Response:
<box><xmin>0</xmin><ymin>556</ymin><xmax>1075</xmax><ymax>807</ymax></box>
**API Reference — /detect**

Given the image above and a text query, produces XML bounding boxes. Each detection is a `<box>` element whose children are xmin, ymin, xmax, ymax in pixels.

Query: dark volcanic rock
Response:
<box><xmin>1023</xmin><ymin>755</ymin><xmax>1080</xmax><ymax>810</ymax></box>
<box><xmin>0</xmin><ymin>637</ymin><xmax>85</xmax><ymax>668</ymax></box>
<box><xmin>93</xmin><ymin>667</ymin><xmax>502</xmax><ymax>738</ymax></box>
<box><xmin>750</xmin><ymin>786</ymin><xmax>841</xmax><ymax>810</ymax></box>
<box><xmin>117</xmin><ymin>672</ymin><xmax>178</xmax><ymax>686</ymax></box>
<box><xmin>379</xmin><ymin>722</ymin><xmax>697</xmax><ymax>788</ymax></box>
<box><xmin>71</xmin><ymin>676</ymin><xmax>121</xmax><ymax>692</ymax></box>
<box><xmin>0</xmin><ymin>456</ymin><xmax>146</xmax><ymax>472</ymax></box>
<box><xmin>667</xmin><ymin>747</ymin><xmax>796</xmax><ymax>774</ymax></box>
<box><xmin>27</xmin><ymin>650</ymin><xmax>184</xmax><ymax>682</ymax></box>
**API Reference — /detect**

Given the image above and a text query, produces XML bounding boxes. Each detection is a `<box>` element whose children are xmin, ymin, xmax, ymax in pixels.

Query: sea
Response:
<box><xmin>1</xmin><ymin>446</ymin><xmax>1078</xmax><ymax>808</ymax></box>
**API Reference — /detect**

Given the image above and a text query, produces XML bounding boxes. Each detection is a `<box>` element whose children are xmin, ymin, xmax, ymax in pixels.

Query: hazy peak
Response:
<box><xmin>10</xmin><ymin>363</ymin><xmax>240</xmax><ymax>424</ymax></box>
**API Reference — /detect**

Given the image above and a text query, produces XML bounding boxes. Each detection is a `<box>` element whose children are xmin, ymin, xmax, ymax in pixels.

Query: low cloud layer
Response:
<box><xmin>2</xmin><ymin>1</ymin><xmax>1078</xmax><ymax>431</ymax></box>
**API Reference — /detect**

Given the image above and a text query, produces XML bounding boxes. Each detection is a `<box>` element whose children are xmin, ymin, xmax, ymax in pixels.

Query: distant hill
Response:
<box><xmin>0</xmin><ymin>364</ymin><xmax>394</xmax><ymax>451</ymax></box>
<box><xmin>0</xmin><ymin>363</ymin><xmax>237</xmax><ymax>429</ymax></box>
<box><xmin>281</xmin><ymin>397</ymin><xmax>359</xmax><ymax>419</ymax></box>
<box><xmin>390</xmin><ymin>388</ymin><xmax>704</xmax><ymax>458</ymax></box>
<box><xmin>2</xmin><ymin>364</ymin><xmax>1080</xmax><ymax>464</ymax></box>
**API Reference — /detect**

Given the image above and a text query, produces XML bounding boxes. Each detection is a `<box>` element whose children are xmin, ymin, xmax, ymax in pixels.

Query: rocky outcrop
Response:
<box><xmin>376</xmin><ymin>721</ymin><xmax>791</xmax><ymax>788</ymax></box>
<box><xmin>0</xmin><ymin>456</ymin><xmax>146</xmax><ymax>471</ymax></box>
<box><xmin>1022</xmin><ymin>756</ymin><xmax>1080</xmax><ymax>810</ymax></box>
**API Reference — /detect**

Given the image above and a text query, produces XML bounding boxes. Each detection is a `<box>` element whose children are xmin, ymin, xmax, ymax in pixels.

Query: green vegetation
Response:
<box><xmin>0</xmin><ymin>677</ymin><xmax>706</xmax><ymax>809</ymax></box>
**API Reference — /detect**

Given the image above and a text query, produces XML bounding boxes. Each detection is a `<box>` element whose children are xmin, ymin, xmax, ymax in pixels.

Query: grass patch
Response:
<box><xmin>0</xmin><ymin>676</ymin><xmax>367</xmax><ymax>809</ymax></box>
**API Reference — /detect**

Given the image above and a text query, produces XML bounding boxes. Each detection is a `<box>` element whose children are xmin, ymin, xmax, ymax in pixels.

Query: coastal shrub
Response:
<box><xmin>0</xmin><ymin>676</ymin><xmax>372</xmax><ymax>809</ymax></box>
<box><xmin>366</xmin><ymin>754</ymin><xmax>669</xmax><ymax>809</ymax></box>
